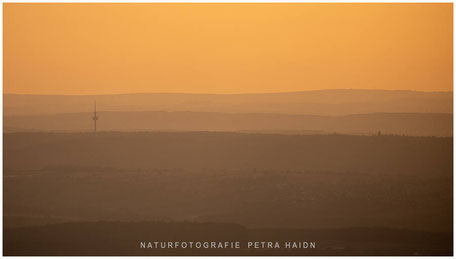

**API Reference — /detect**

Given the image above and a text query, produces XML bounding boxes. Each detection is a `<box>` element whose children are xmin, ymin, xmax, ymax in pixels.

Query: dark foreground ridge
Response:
<box><xmin>4</xmin><ymin>221</ymin><xmax>452</xmax><ymax>256</ymax></box>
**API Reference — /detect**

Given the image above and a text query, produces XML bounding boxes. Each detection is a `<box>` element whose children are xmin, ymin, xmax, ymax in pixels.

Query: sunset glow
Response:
<box><xmin>4</xmin><ymin>3</ymin><xmax>453</xmax><ymax>94</ymax></box>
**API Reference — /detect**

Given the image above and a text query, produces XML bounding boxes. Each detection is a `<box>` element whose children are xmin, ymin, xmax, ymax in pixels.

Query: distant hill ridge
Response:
<box><xmin>4</xmin><ymin>111</ymin><xmax>452</xmax><ymax>136</ymax></box>
<box><xmin>4</xmin><ymin>89</ymin><xmax>453</xmax><ymax>116</ymax></box>
<box><xmin>5</xmin><ymin>89</ymin><xmax>453</xmax><ymax>96</ymax></box>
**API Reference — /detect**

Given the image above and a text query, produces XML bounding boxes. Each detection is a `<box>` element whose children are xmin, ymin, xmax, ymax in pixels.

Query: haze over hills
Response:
<box><xmin>4</xmin><ymin>111</ymin><xmax>452</xmax><ymax>137</ymax></box>
<box><xmin>4</xmin><ymin>89</ymin><xmax>453</xmax><ymax>136</ymax></box>
<box><xmin>4</xmin><ymin>90</ymin><xmax>453</xmax><ymax>254</ymax></box>
<box><xmin>4</xmin><ymin>132</ymin><xmax>452</xmax><ymax>235</ymax></box>
<box><xmin>4</xmin><ymin>89</ymin><xmax>452</xmax><ymax>116</ymax></box>
<box><xmin>5</xmin><ymin>132</ymin><xmax>451</xmax><ymax>174</ymax></box>
<box><xmin>4</xmin><ymin>3</ymin><xmax>453</xmax><ymax>255</ymax></box>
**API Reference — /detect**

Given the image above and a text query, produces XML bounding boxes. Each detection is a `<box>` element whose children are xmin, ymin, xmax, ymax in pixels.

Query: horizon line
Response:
<box><xmin>3</xmin><ymin>88</ymin><xmax>453</xmax><ymax>96</ymax></box>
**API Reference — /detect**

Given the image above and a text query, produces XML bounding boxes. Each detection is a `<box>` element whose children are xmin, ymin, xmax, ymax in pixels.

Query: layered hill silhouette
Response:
<box><xmin>4</xmin><ymin>132</ymin><xmax>452</xmax><ymax>255</ymax></box>
<box><xmin>4</xmin><ymin>90</ymin><xmax>453</xmax><ymax>256</ymax></box>
<box><xmin>4</xmin><ymin>132</ymin><xmax>452</xmax><ymax>233</ymax></box>
<box><xmin>4</xmin><ymin>111</ymin><xmax>452</xmax><ymax>136</ymax></box>
<box><xmin>5</xmin><ymin>132</ymin><xmax>451</xmax><ymax>174</ymax></box>
<box><xmin>4</xmin><ymin>89</ymin><xmax>452</xmax><ymax>116</ymax></box>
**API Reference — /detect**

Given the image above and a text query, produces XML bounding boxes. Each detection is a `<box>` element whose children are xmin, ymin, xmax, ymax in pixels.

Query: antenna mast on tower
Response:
<box><xmin>92</xmin><ymin>101</ymin><xmax>98</xmax><ymax>132</ymax></box>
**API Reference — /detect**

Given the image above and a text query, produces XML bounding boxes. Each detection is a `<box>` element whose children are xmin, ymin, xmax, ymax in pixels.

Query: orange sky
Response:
<box><xmin>4</xmin><ymin>3</ymin><xmax>453</xmax><ymax>95</ymax></box>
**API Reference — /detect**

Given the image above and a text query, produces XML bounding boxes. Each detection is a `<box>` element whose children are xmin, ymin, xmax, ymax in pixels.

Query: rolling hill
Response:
<box><xmin>4</xmin><ymin>89</ymin><xmax>452</xmax><ymax>116</ymax></box>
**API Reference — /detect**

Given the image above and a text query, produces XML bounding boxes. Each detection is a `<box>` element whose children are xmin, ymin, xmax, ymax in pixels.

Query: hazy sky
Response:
<box><xmin>4</xmin><ymin>3</ymin><xmax>453</xmax><ymax>95</ymax></box>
